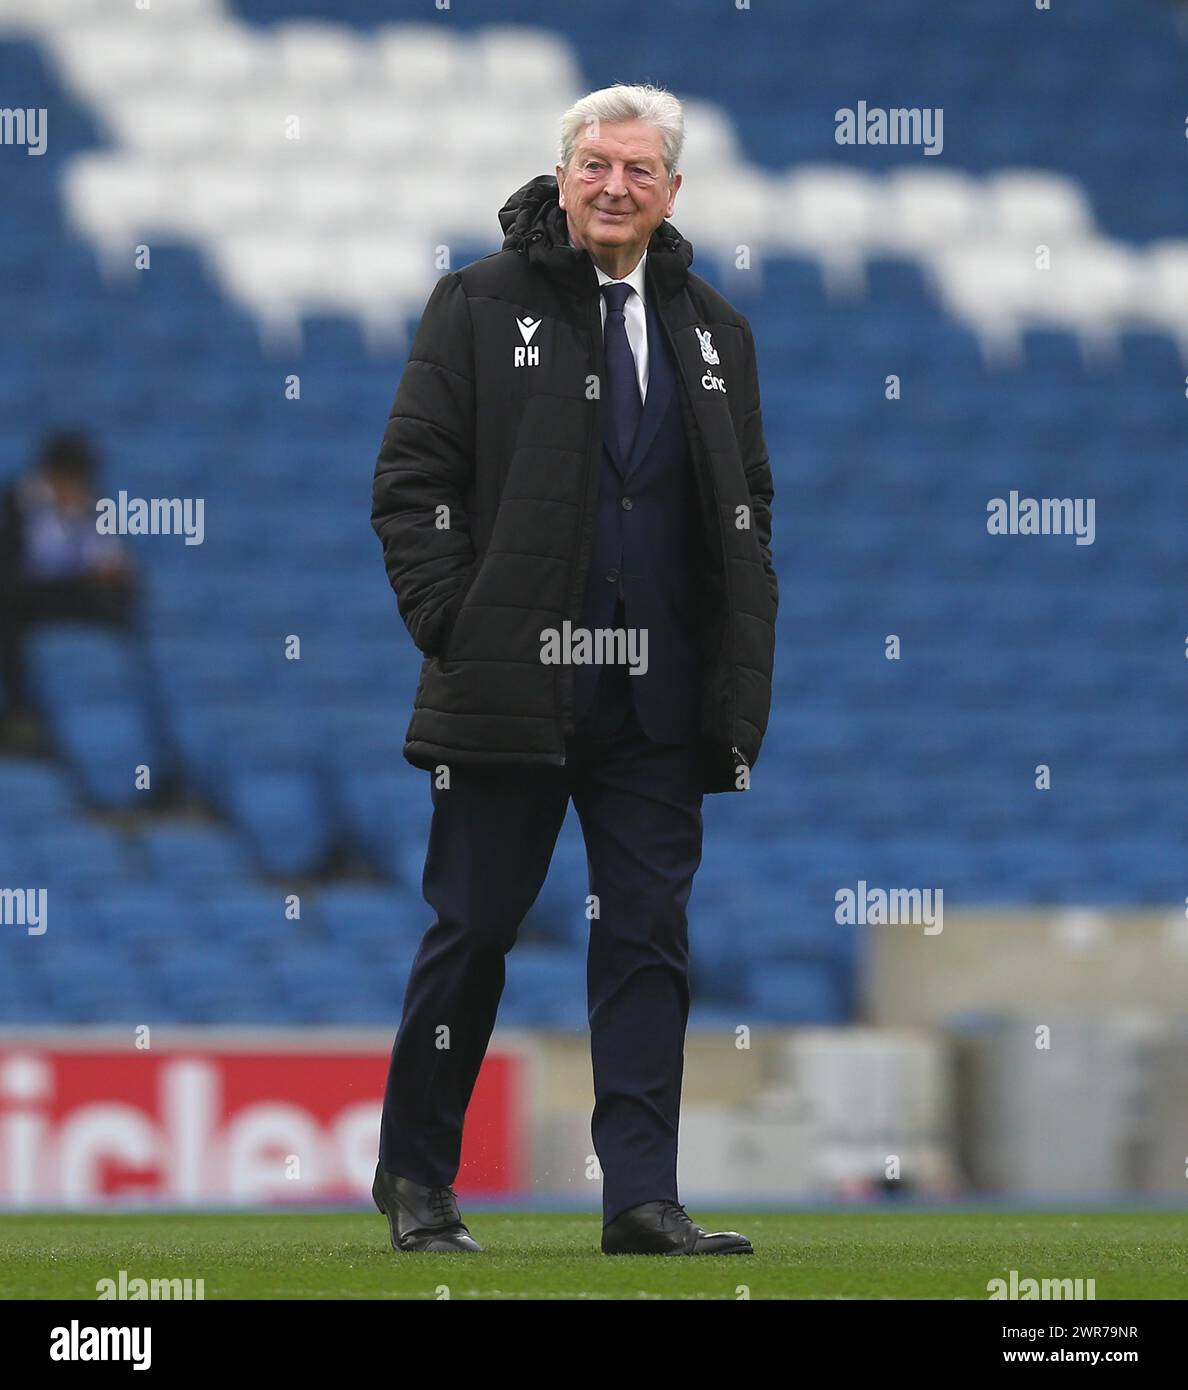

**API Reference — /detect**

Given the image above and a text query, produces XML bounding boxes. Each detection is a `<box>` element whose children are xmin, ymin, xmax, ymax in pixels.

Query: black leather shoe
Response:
<box><xmin>372</xmin><ymin>1163</ymin><xmax>482</xmax><ymax>1253</ymax></box>
<box><xmin>601</xmin><ymin>1200</ymin><xmax>753</xmax><ymax>1255</ymax></box>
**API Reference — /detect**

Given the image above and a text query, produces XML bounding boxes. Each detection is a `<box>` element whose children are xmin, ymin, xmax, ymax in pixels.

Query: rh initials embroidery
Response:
<box><xmin>515</xmin><ymin>316</ymin><xmax>541</xmax><ymax>366</ymax></box>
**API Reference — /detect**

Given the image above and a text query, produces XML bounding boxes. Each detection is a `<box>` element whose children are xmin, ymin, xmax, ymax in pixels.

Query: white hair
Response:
<box><xmin>559</xmin><ymin>83</ymin><xmax>685</xmax><ymax>180</ymax></box>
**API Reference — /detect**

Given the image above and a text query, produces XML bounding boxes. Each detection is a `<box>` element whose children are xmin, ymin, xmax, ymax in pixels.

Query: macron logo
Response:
<box><xmin>516</xmin><ymin>316</ymin><xmax>541</xmax><ymax>345</ymax></box>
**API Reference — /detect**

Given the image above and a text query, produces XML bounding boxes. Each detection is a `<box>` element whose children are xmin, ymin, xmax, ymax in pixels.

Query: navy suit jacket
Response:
<box><xmin>573</xmin><ymin>292</ymin><xmax>707</xmax><ymax>743</ymax></box>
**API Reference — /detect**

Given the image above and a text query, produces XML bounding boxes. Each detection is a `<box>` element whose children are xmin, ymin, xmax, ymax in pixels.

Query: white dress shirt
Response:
<box><xmin>570</xmin><ymin>241</ymin><xmax>650</xmax><ymax>403</ymax></box>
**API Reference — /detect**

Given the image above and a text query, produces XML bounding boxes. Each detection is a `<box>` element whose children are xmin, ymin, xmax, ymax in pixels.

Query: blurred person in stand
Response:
<box><xmin>0</xmin><ymin>429</ymin><xmax>138</xmax><ymax>742</ymax></box>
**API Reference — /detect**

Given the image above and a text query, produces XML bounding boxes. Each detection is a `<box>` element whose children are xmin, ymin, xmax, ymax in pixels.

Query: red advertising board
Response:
<box><xmin>0</xmin><ymin>1036</ymin><xmax>524</xmax><ymax>1205</ymax></box>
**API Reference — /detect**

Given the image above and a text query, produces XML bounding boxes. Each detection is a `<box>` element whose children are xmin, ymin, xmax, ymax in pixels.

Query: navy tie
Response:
<box><xmin>601</xmin><ymin>282</ymin><xmax>642</xmax><ymax>465</ymax></box>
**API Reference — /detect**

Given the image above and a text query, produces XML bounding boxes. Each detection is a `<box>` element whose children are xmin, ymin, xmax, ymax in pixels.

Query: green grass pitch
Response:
<box><xmin>1</xmin><ymin>1211</ymin><xmax>1184</xmax><ymax>1299</ymax></box>
<box><xmin>9</xmin><ymin>1206</ymin><xmax>1188</xmax><ymax>1301</ymax></box>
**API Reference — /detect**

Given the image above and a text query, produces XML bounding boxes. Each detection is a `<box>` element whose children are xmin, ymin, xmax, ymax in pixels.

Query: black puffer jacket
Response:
<box><xmin>371</xmin><ymin>174</ymin><xmax>777</xmax><ymax>793</ymax></box>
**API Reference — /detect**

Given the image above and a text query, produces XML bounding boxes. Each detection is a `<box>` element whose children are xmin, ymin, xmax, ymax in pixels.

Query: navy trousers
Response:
<box><xmin>378</xmin><ymin>651</ymin><xmax>705</xmax><ymax>1226</ymax></box>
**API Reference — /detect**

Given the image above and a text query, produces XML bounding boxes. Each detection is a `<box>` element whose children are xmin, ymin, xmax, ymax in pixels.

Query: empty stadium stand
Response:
<box><xmin>0</xmin><ymin>0</ymin><xmax>1184</xmax><ymax>1028</ymax></box>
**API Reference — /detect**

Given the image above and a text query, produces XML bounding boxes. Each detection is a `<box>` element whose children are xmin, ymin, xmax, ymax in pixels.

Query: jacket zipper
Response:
<box><xmin>538</xmin><ymin>233</ymin><xmax>744</xmax><ymax>787</ymax></box>
<box><xmin>522</xmin><ymin>227</ymin><xmax>580</xmax><ymax>767</ymax></box>
<box><xmin>653</xmin><ymin>301</ymin><xmax>741</xmax><ymax>783</ymax></box>
<box><xmin>732</xmin><ymin>745</ymin><xmax>750</xmax><ymax>787</ymax></box>
<box><xmin>554</xmin><ymin>278</ymin><xmax>606</xmax><ymax>763</ymax></box>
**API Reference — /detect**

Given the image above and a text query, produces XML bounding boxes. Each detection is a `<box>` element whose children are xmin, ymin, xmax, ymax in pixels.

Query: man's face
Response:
<box><xmin>556</xmin><ymin>118</ymin><xmax>681</xmax><ymax>268</ymax></box>
<box><xmin>45</xmin><ymin>471</ymin><xmax>90</xmax><ymax>512</ymax></box>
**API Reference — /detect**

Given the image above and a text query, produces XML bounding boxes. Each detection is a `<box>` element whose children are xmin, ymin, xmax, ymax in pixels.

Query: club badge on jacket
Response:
<box><xmin>696</xmin><ymin>327</ymin><xmax>726</xmax><ymax>393</ymax></box>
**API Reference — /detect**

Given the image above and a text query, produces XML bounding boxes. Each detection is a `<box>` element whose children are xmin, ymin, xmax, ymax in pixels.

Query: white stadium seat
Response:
<box><xmin>332</xmin><ymin>236</ymin><xmax>433</xmax><ymax>316</ymax></box>
<box><xmin>333</xmin><ymin>101</ymin><xmax>434</xmax><ymax>165</ymax></box>
<box><xmin>982</xmin><ymin>168</ymin><xmax>1094</xmax><ymax>243</ymax></box>
<box><xmin>219</xmin><ymin>94</ymin><xmax>335</xmax><ymax>160</ymax></box>
<box><xmin>174</xmin><ymin>23</ymin><xmax>273</xmax><ymax>95</ymax></box>
<box><xmin>470</xmin><ymin>25</ymin><xmax>582</xmax><ymax>101</ymax></box>
<box><xmin>439</xmin><ymin>104</ymin><xmax>554</xmax><ymax>168</ymax></box>
<box><xmin>46</xmin><ymin>26</ymin><xmax>165</xmax><ymax>100</ymax></box>
<box><xmin>62</xmin><ymin>155</ymin><xmax>188</xmax><ymax>249</ymax></box>
<box><xmin>19</xmin><ymin>6</ymin><xmax>1174</xmax><ymax>359</ymax></box>
<box><xmin>272</xmin><ymin>21</ymin><xmax>372</xmax><ymax>92</ymax></box>
<box><xmin>772</xmin><ymin>165</ymin><xmax>881</xmax><ymax>293</ymax></box>
<box><xmin>375</xmin><ymin>24</ymin><xmax>474</xmax><ymax>96</ymax></box>
<box><xmin>104</xmin><ymin>97</ymin><xmax>219</xmax><ymax>159</ymax></box>
<box><xmin>876</xmin><ymin>168</ymin><xmax>982</xmax><ymax>257</ymax></box>
<box><xmin>178</xmin><ymin>163</ymin><xmax>282</xmax><ymax>237</ymax></box>
<box><xmin>678</xmin><ymin>101</ymin><xmax>743</xmax><ymax>170</ymax></box>
<box><xmin>1027</xmin><ymin>241</ymin><xmax>1141</xmax><ymax>335</ymax></box>
<box><xmin>278</xmin><ymin>165</ymin><xmax>388</xmax><ymax>235</ymax></box>
<box><xmin>671</xmin><ymin>168</ymin><xmax>773</xmax><ymax>257</ymax></box>
<box><xmin>1136</xmin><ymin>240</ymin><xmax>1188</xmax><ymax>344</ymax></box>
<box><xmin>0</xmin><ymin>0</ymin><xmax>119</xmax><ymax>30</ymax></box>
<box><xmin>929</xmin><ymin>240</ymin><xmax>1041</xmax><ymax>357</ymax></box>
<box><xmin>206</xmin><ymin>233</ymin><xmax>327</xmax><ymax>346</ymax></box>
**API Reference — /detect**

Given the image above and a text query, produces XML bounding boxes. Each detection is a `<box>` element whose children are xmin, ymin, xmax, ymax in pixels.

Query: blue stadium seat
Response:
<box><xmin>226</xmin><ymin>769</ymin><xmax>334</xmax><ymax>877</ymax></box>
<box><xmin>139</xmin><ymin>822</ymin><xmax>255</xmax><ymax>889</ymax></box>
<box><xmin>190</xmin><ymin>884</ymin><xmax>304</xmax><ymax>949</ymax></box>
<box><xmin>4</xmin><ymin>0</ymin><xmax>1187</xmax><ymax>1031</ymax></box>
<box><xmin>314</xmin><ymin>884</ymin><xmax>427</xmax><ymax>953</ymax></box>
<box><xmin>334</xmin><ymin>770</ymin><xmax>421</xmax><ymax>883</ymax></box>
<box><xmin>498</xmin><ymin>946</ymin><xmax>588</xmax><ymax>1028</ymax></box>
<box><xmin>743</xmin><ymin>961</ymin><xmax>849</xmax><ymax>1023</ymax></box>
<box><xmin>92</xmin><ymin>886</ymin><xmax>203</xmax><ymax>960</ymax></box>
<box><xmin>0</xmin><ymin>758</ymin><xmax>79</xmax><ymax>828</ymax></box>
<box><xmin>28</xmin><ymin>822</ymin><xmax>143</xmax><ymax>893</ymax></box>
<box><xmin>25</xmin><ymin>624</ymin><xmax>141</xmax><ymax>704</ymax></box>
<box><xmin>51</xmin><ymin>702</ymin><xmax>163</xmax><ymax>810</ymax></box>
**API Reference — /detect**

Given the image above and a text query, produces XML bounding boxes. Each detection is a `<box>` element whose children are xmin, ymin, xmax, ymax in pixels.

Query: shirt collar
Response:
<box><xmin>567</xmin><ymin>232</ymin><xmax>648</xmax><ymax>306</ymax></box>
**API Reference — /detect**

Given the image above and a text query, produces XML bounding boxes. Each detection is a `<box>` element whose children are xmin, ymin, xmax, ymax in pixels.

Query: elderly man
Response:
<box><xmin>371</xmin><ymin>83</ymin><xmax>777</xmax><ymax>1255</ymax></box>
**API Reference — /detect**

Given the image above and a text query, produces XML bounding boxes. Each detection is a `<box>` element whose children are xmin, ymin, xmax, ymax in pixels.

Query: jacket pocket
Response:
<box><xmin>434</xmin><ymin>553</ymin><xmax>484</xmax><ymax>664</ymax></box>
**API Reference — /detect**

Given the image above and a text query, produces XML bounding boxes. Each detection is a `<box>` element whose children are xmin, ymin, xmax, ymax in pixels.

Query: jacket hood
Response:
<box><xmin>497</xmin><ymin>174</ymin><xmax>693</xmax><ymax>296</ymax></box>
